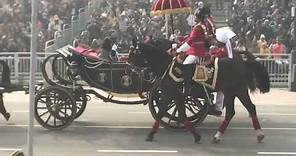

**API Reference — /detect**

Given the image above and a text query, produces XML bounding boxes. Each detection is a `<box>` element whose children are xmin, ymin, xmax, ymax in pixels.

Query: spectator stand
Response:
<box><xmin>45</xmin><ymin>1</ymin><xmax>97</xmax><ymax>53</ymax></box>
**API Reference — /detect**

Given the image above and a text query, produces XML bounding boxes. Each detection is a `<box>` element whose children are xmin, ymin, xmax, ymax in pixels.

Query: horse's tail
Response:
<box><xmin>242</xmin><ymin>51</ymin><xmax>270</xmax><ymax>93</ymax></box>
<box><xmin>0</xmin><ymin>60</ymin><xmax>11</xmax><ymax>85</ymax></box>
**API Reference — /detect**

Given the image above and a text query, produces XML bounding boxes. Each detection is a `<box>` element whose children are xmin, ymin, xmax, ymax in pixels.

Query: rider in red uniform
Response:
<box><xmin>176</xmin><ymin>7</ymin><xmax>209</xmax><ymax>95</ymax></box>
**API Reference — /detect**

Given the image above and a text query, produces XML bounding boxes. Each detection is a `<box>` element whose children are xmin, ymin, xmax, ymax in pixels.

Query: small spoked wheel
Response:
<box><xmin>148</xmin><ymin>86</ymin><xmax>208</xmax><ymax>129</ymax></box>
<box><xmin>34</xmin><ymin>86</ymin><xmax>76</xmax><ymax>130</ymax></box>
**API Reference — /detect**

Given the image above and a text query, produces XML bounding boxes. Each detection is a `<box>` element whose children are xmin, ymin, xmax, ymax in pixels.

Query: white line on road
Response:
<box><xmin>127</xmin><ymin>112</ymin><xmax>149</xmax><ymax>114</ymax></box>
<box><xmin>0</xmin><ymin>148</ymin><xmax>22</xmax><ymax>151</ymax></box>
<box><xmin>258</xmin><ymin>152</ymin><xmax>296</xmax><ymax>155</ymax></box>
<box><xmin>97</xmin><ymin>150</ymin><xmax>178</xmax><ymax>153</ymax></box>
<box><xmin>1</xmin><ymin>124</ymin><xmax>296</xmax><ymax>130</ymax></box>
<box><xmin>13</xmin><ymin>111</ymin><xmax>29</xmax><ymax>113</ymax></box>
<box><xmin>260</xmin><ymin>113</ymin><xmax>296</xmax><ymax>116</ymax></box>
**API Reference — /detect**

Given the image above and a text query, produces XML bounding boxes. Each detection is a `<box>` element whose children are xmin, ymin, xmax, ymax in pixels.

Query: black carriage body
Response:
<box><xmin>70</xmin><ymin>49</ymin><xmax>152</xmax><ymax>94</ymax></box>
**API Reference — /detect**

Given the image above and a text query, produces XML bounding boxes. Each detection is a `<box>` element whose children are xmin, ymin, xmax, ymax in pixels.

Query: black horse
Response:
<box><xmin>0</xmin><ymin>60</ymin><xmax>11</xmax><ymax>121</ymax></box>
<box><xmin>128</xmin><ymin>39</ymin><xmax>270</xmax><ymax>143</ymax></box>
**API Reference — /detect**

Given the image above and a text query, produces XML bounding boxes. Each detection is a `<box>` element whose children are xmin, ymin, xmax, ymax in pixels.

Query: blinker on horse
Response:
<box><xmin>128</xmin><ymin>38</ymin><xmax>270</xmax><ymax>144</ymax></box>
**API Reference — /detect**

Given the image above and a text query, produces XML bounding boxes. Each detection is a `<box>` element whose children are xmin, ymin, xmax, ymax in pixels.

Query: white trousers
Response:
<box><xmin>183</xmin><ymin>55</ymin><xmax>199</xmax><ymax>65</ymax></box>
<box><xmin>215</xmin><ymin>91</ymin><xmax>224</xmax><ymax>111</ymax></box>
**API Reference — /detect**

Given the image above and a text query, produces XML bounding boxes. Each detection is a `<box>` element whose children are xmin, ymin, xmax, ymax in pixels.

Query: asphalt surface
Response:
<box><xmin>0</xmin><ymin>89</ymin><xmax>296</xmax><ymax>156</ymax></box>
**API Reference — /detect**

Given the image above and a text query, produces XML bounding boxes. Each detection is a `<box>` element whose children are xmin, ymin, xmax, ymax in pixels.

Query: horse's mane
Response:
<box><xmin>138</xmin><ymin>42</ymin><xmax>172</xmax><ymax>76</ymax></box>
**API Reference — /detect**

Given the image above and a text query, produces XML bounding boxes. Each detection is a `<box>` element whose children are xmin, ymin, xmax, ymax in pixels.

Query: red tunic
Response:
<box><xmin>211</xmin><ymin>47</ymin><xmax>228</xmax><ymax>58</ymax></box>
<box><xmin>205</xmin><ymin>16</ymin><xmax>216</xmax><ymax>45</ymax></box>
<box><xmin>184</xmin><ymin>22</ymin><xmax>208</xmax><ymax>57</ymax></box>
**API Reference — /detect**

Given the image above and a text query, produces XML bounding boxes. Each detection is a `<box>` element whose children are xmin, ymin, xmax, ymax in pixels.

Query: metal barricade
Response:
<box><xmin>78</xmin><ymin>8</ymin><xmax>87</xmax><ymax>32</ymax></box>
<box><xmin>0</xmin><ymin>53</ymin><xmax>293</xmax><ymax>87</ymax></box>
<box><xmin>255</xmin><ymin>54</ymin><xmax>291</xmax><ymax>88</ymax></box>
<box><xmin>45</xmin><ymin>40</ymin><xmax>56</xmax><ymax>53</ymax></box>
<box><xmin>71</xmin><ymin>15</ymin><xmax>80</xmax><ymax>39</ymax></box>
<box><xmin>63</xmin><ymin>24</ymin><xmax>72</xmax><ymax>44</ymax></box>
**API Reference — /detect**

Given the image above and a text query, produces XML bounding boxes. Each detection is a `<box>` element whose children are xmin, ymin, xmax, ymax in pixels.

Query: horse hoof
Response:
<box><xmin>257</xmin><ymin>134</ymin><xmax>264</xmax><ymax>143</ymax></box>
<box><xmin>194</xmin><ymin>134</ymin><xmax>201</xmax><ymax>143</ymax></box>
<box><xmin>211</xmin><ymin>137</ymin><xmax>221</xmax><ymax>144</ymax></box>
<box><xmin>145</xmin><ymin>134</ymin><xmax>154</xmax><ymax>142</ymax></box>
<box><xmin>4</xmin><ymin>113</ymin><xmax>10</xmax><ymax>121</ymax></box>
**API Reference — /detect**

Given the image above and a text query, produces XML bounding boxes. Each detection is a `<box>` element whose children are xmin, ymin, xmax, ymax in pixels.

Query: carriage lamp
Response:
<box><xmin>98</xmin><ymin>73</ymin><xmax>107</xmax><ymax>83</ymax></box>
<box><xmin>121</xmin><ymin>75</ymin><xmax>132</xmax><ymax>87</ymax></box>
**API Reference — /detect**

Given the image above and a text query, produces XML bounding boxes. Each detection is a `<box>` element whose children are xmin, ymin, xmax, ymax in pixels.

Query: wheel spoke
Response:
<box><xmin>39</xmin><ymin>110</ymin><xmax>50</xmax><ymax>117</ymax></box>
<box><xmin>170</xmin><ymin>106</ymin><xmax>178</xmax><ymax>117</ymax></box>
<box><xmin>44</xmin><ymin>114</ymin><xmax>52</xmax><ymax>124</ymax></box>
<box><xmin>36</xmin><ymin>106</ymin><xmax>48</xmax><ymax>109</ymax></box>
<box><xmin>54</xmin><ymin>116</ymin><xmax>57</xmax><ymax>126</ymax></box>
<box><xmin>38</xmin><ymin>98</ymin><xmax>47</xmax><ymax>104</ymax></box>
<box><xmin>165</xmin><ymin>102</ymin><xmax>176</xmax><ymax>112</ymax></box>
<box><xmin>59</xmin><ymin>110</ymin><xmax>70</xmax><ymax>118</ymax></box>
<box><xmin>185</xmin><ymin>104</ymin><xmax>196</xmax><ymax>115</ymax></box>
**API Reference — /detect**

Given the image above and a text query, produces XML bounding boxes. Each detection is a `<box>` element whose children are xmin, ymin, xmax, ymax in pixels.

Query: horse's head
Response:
<box><xmin>128</xmin><ymin>37</ymin><xmax>173</xmax><ymax>77</ymax></box>
<box><xmin>128</xmin><ymin>37</ymin><xmax>147</xmax><ymax>68</ymax></box>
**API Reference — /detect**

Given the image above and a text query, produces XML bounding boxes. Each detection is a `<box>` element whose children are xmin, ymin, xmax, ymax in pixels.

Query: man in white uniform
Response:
<box><xmin>214</xmin><ymin>27</ymin><xmax>237</xmax><ymax>114</ymax></box>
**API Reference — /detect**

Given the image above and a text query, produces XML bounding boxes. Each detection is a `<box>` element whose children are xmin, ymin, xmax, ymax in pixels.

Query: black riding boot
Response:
<box><xmin>182</xmin><ymin>64</ymin><xmax>194</xmax><ymax>95</ymax></box>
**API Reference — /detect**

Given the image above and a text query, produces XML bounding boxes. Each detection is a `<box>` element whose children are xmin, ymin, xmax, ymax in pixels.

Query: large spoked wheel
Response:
<box><xmin>51</xmin><ymin>54</ymin><xmax>73</xmax><ymax>85</ymax></box>
<box><xmin>72</xmin><ymin>90</ymin><xmax>88</xmax><ymax>119</ymax></box>
<box><xmin>148</xmin><ymin>86</ymin><xmax>208</xmax><ymax>129</ymax></box>
<box><xmin>42</xmin><ymin>54</ymin><xmax>72</xmax><ymax>87</ymax></box>
<box><xmin>34</xmin><ymin>86</ymin><xmax>76</xmax><ymax>130</ymax></box>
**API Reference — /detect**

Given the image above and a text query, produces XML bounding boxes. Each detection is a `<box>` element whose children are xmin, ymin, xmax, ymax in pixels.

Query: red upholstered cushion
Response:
<box><xmin>73</xmin><ymin>46</ymin><xmax>102</xmax><ymax>60</ymax></box>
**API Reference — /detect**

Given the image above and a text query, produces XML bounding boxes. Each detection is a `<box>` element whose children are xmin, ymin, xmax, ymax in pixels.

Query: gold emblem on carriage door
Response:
<box><xmin>121</xmin><ymin>75</ymin><xmax>132</xmax><ymax>87</ymax></box>
<box><xmin>98</xmin><ymin>73</ymin><xmax>107</xmax><ymax>83</ymax></box>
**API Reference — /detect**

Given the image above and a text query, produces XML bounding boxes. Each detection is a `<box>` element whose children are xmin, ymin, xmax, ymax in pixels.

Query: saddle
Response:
<box><xmin>169</xmin><ymin>58</ymin><xmax>219</xmax><ymax>89</ymax></box>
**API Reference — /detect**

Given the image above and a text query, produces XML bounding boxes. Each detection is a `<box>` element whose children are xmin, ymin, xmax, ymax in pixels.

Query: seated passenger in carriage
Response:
<box><xmin>98</xmin><ymin>38</ymin><xmax>118</xmax><ymax>62</ymax></box>
<box><xmin>175</xmin><ymin>7</ymin><xmax>210</xmax><ymax>95</ymax></box>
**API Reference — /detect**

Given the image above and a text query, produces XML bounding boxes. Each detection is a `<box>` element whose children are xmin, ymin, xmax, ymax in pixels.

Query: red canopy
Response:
<box><xmin>150</xmin><ymin>0</ymin><xmax>191</xmax><ymax>16</ymax></box>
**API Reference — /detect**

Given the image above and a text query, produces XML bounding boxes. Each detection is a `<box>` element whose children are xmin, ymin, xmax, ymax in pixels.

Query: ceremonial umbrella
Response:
<box><xmin>150</xmin><ymin>0</ymin><xmax>192</xmax><ymax>38</ymax></box>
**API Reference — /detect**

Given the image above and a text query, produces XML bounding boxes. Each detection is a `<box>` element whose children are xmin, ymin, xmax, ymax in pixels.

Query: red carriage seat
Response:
<box><xmin>73</xmin><ymin>44</ymin><xmax>102</xmax><ymax>61</ymax></box>
<box><xmin>72</xmin><ymin>43</ymin><xmax>129</xmax><ymax>62</ymax></box>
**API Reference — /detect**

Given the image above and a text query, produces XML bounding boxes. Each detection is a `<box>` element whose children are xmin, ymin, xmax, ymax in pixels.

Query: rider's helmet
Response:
<box><xmin>194</xmin><ymin>7</ymin><xmax>207</xmax><ymax>21</ymax></box>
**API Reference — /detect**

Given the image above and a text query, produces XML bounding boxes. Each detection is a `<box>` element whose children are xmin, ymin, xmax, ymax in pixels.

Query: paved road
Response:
<box><xmin>0</xmin><ymin>89</ymin><xmax>296</xmax><ymax>156</ymax></box>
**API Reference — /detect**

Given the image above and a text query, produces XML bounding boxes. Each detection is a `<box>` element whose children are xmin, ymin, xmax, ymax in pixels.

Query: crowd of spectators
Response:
<box><xmin>0</xmin><ymin>0</ymin><xmax>89</xmax><ymax>52</ymax></box>
<box><xmin>229</xmin><ymin>0</ymin><xmax>295</xmax><ymax>56</ymax></box>
<box><xmin>1</xmin><ymin>0</ymin><xmax>295</xmax><ymax>55</ymax></box>
<box><xmin>0</xmin><ymin>0</ymin><xmax>191</xmax><ymax>52</ymax></box>
<box><xmin>73</xmin><ymin>0</ymin><xmax>194</xmax><ymax>52</ymax></box>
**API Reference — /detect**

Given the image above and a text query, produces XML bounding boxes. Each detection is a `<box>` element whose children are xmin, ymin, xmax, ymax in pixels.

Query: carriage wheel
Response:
<box><xmin>72</xmin><ymin>90</ymin><xmax>88</xmax><ymax>119</ymax></box>
<box><xmin>148</xmin><ymin>86</ymin><xmax>208</xmax><ymax>129</ymax></box>
<box><xmin>41</xmin><ymin>54</ymin><xmax>72</xmax><ymax>87</ymax></box>
<box><xmin>51</xmin><ymin>54</ymin><xmax>73</xmax><ymax>86</ymax></box>
<box><xmin>34</xmin><ymin>86</ymin><xmax>76</xmax><ymax>130</ymax></box>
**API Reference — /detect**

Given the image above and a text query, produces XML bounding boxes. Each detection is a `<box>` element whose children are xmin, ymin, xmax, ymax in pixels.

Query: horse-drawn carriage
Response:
<box><xmin>35</xmin><ymin>43</ymin><xmax>209</xmax><ymax>130</ymax></box>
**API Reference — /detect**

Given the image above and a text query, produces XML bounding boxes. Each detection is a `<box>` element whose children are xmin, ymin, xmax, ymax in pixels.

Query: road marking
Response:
<box><xmin>13</xmin><ymin>111</ymin><xmax>29</xmax><ymax>113</ymax></box>
<box><xmin>127</xmin><ymin>112</ymin><xmax>296</xmax><ymax>116</ymax></box>
<box><xmin>128</xmin><ymin>112</ymin><xmax>149</xmax><ymax>114</ymax></box>
<box><xmin>1</xmin><ymin>124</ymin><xmax>296</xmax><ymax>130</ymax></box>
<box><xmin>258</xmin><ymin>152</ymin><xmax>296</xmax><ymax>155</ymax></box>
<box><xmin>0</xmin><ymin>148</ymin><xmax>22</xmax><ymax>151</ymax></box>
<box><xmin>97</xmin><ymin>150</ymin><xmax>178</xmax><ymax>153</ymax></box>
<box><xmin>260</xmin><ymin>113</ymin><xmax>296</xmax><ymax>116</ymax></box>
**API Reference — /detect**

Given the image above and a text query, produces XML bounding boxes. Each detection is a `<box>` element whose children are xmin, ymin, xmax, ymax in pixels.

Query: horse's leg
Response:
<box><xmin>146</xmin><ymin>93</ymin><xmax>170</xmax><ymax>142</ymax></box>
<box><xmin>212</xmin><ymin>93</ymin><xmax>235</xmax><ymax>143</ymax></box>
<box><xmin>176</xmin><ymin>96</ymin><xmax>201</xmax><ymax>143</ymax></box>
<box><xmin>237</xmin><ymin>89</ymin><xmax>264</xmax><ymax>143</ymax></box>
<box><xmin>0</xmin><ymin>93</ymin><xmax>10</xmax><ymax>121</ymax></box>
